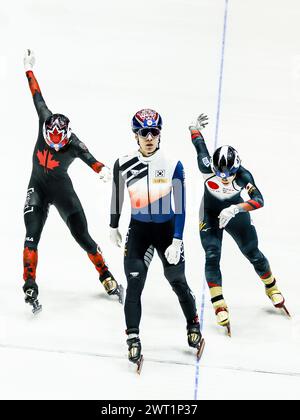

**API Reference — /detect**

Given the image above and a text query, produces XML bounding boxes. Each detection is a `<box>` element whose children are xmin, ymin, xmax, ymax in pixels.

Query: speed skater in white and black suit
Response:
<box><xmin>189</xmin><ymin>114</ymin><xmax>290</xmax><ymax>336</ymax></box>
<box><xmin>110</xmin><ymin>109</ymin><xmax>205</xmax><ymax>370</ymax></box>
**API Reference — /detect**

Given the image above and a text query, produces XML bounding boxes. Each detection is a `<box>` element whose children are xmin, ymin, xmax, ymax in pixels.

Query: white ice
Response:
<box><xmin>0</xmin><ymin>0</ymin><xmax>299</xmax><ymax>400</ymax></box>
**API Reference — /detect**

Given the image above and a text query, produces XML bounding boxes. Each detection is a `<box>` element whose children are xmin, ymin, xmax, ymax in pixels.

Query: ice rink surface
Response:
<box><xmin>0</xmin><ymin>0</ymin><xmax>300</xmax><ymax>400</ymax></box>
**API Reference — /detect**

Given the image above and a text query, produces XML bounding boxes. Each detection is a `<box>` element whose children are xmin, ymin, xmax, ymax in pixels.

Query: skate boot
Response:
<box><xmin>126</xmin><ymin>334</ymin><xmax>144</xmax><ymax>374</ymax></box>
<box><xmin>100</xmin><ymin>271</ymin><xmax>124</xmax><ymax>304</ymax></box>
<box><xmin>23</xmin><ymin>279</ymin><xmax>42</xmax><ymax>315</ymax></box>
<box><xmin>266</xmin><ymin>284</ymin><xmax>290</xmax><ymax>317</ymax></box>
<box><xmin>209</xmin><ymin>286</ymin><xmax>231</xmax><ymax>336</ymax></box>
<box><xmin>215</xmin><ymin>306</ymin><xmax>231</xmax><ymax>337</ymax></box>
<box><xmin>187</xmin><ymin>319</ymin><xmax>205</xmax><ymax>360</ymax></box>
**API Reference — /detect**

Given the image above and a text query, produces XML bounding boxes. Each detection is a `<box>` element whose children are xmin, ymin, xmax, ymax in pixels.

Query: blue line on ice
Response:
<box><xmin>194</xmin><ymin>0</ymin><xmax>230</xmax><ymax>401</ymax></box>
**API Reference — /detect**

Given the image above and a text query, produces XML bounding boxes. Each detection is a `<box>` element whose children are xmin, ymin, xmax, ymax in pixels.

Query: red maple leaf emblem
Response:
<box><xmin>37</xmin><ymin>150</ymin><xmax>60</xmax><ymax>170</ymax></box>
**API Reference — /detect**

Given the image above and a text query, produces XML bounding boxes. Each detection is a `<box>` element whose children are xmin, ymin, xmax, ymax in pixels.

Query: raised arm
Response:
<box><xmin>24</xmin><ymin>50</ymin><xmax>51</xmax><ymax>121</ymax></box>
<box><xmin>189</xmin><ymin>114</ymin><xmax>212</xmax><ymax>174</ymax></box>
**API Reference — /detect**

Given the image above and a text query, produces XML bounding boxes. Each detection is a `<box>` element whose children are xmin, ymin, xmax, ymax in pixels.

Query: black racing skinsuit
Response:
<box><xmin>23</xmin><ymin>71</ymin><xmax>108</xmax><ymax>288</ymax></box>
<box><xmin>190</xmin><ymin>128</ymin><xmax>273</xmax><ymax>299</ymax></box>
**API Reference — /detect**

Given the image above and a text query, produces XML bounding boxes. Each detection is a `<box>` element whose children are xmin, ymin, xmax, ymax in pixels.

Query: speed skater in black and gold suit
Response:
<box><xmin>22</xmin><ymin>50</ymin><xmax>123</xmax><ymax>313</ymax></box>
<box><xmin>189</xmin><ymin>114</ymin><xmax>290</xmax><ymax>335</ymax></box>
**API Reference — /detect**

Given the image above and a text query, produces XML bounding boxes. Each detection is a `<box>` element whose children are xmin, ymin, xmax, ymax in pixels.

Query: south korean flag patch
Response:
<box><xmin>155</xmin><ymin>170</ymin><xmax>165</xmax><ymax>178</ymax></box>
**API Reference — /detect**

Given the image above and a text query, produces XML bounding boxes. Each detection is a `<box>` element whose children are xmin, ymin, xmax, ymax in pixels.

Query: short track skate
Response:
<box><xmin>267</xmin><ymin>289</ymin><xmax>291</xmax><ymax>318</ymax></box>
<box><xmin>196</xmin><ymin>337</ymin><xmax>205</xmax><ymax>361</ymax></box>
<box><xmin>25</xmin><ymin>289</ymin><xmax>42</xmax><ymax>315</ymax></box>
<box><xmin>102</xmin><ymin>276</ymin><xmax>124</xmax><ymax>304</ymax></box>
<box><xmin>127</xmin><ymin>337</ymin><xmax>143</xmax><ymax>374</ymax></box>
<box><xmin>187</xmin><ymin>325</ymin><xmax>205</xmax><ymax>360</ymax></box>
<box><xmin>116</xmin><ymin>284</ymin><xmax>124</xmax><ymax>305</ymax></box>
<box><xmin>215</xmin><ymin>307</ymin><xmax>231</xmax><ymax>337</ymax></box>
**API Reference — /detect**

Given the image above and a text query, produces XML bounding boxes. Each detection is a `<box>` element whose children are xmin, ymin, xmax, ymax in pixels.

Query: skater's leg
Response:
<box><xmin>23</xmin><ymin>186</ymin><xmax>49</xmax><ymax>293</ymax></box>
<box><xmin>23</xmin><ymin>184</ymin><xmax>49</xmax><ymax>311</ymax></box>
<box><xmin>154</xmin><ymin>221</ymin><xmax>198</xmax><ymax>324</ymax></box>
<box><xmin>200</xmin><ymin>210</ymin><xmax>229</xmax><ymax>327</ymax></box>
<box><xmin>55</xmin><ymin>185</ymin><xmax>119</xmax><ymax>295</ymax></box>
<box><xmin>124</xmin><ymin>258</ymin><xmax>148</xmax><ymax>335</ymax></box>
<box><xmin>225</xmin><ymin>212</ymin><xmax>270</xmax><ymax>277</ymax></box>
<box><xmin>66</xmin><ymin>210</ymin><xmax>120</xmax><ymax>294</ymax></box>
<box><xmin>154</xmin><ymin>222</ymin><xmax>202</xmax><ymax>347</ymax></box>
<box><xmin>226</xmin><ymin>212</ymin><xmax>286</xmax><ymax>308</ymax></box>
<box><xmin>163</xmin><ymin>262</ymin><xmax>198</xmax><ymax>324</ymax></box>
<box><xmin>66</xmin><ymin>210</ymin><xmax>106</xmax><ymax>273</ymax></box>
<box><xmin>124</xmin><ymin>221</ymin><xmax>151</xmax><ymax>336</ymax></box>
<box><xmin>124</xmin><ymin>221</ymin><xmax>151</xmax><ymax>364</ymax></box>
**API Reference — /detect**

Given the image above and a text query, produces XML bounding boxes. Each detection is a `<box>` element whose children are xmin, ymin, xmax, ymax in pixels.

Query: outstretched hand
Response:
<box><xmin>189</xmin><ymin>114</ymin><xmax>209</xmax><ymax>131</ymax></box>
<box><xmin>24</xmin><ymin>49</ymin><xmax>36</xmax><ymax>72</ymax></box>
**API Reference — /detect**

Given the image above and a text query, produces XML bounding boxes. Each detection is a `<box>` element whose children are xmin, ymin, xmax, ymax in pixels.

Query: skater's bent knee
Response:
<box><xmin>205</xmin><ymin>248</ymin><xmax>221</xmax><ymax>263</ymax></box>
<box><xmin>124</xmin><ymin>259</ymin><xmax>147</xmax><ymax>278</ymax></box>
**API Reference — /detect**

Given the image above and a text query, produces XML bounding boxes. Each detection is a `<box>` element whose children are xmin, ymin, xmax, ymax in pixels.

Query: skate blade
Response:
<box><xmin>32</xmin><ymin>304</ymin><xmax>42</xmax><ymax>315</ymax></box>
<box><xmin>196</xmin><ymin>338</ymin><xmax>205</xmax><ymax>361</ymax></box>
<box><xmin>118</xmin><ymin>284</ymin><xmax>124</xmax><ymax>305</ymax></box>
<box><xmin>220</xmin><ymin>322</ymin><xmax>231</xmax><ymax>337</ymax></box>
<box><xmin>136</xmin><ymin>355</ymin><xmax>144</xmax><ymax>375</ymax></box>
<box><xmin>273</xmin><ymin>300</ymin><xmax>291</xmax><ymax>318</ymax></box>
<box><xmin>281</xmin><ymin>305</ymin><xmax>291</xmax><ymax>318</ymax></box>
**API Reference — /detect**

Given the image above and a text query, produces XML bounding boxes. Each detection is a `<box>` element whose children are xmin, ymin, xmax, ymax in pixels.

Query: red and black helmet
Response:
<box><xmin>43</xmin><ymin>114</ymin><xmax>71</xmax><ymax>151</ymax></box>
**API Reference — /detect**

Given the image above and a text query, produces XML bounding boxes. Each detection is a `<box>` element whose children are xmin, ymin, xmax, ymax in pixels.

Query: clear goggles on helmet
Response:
<box><xmin>137</xmin><ymin>127</ymin><xmax>161</xmax><ymax>138</ymax></box>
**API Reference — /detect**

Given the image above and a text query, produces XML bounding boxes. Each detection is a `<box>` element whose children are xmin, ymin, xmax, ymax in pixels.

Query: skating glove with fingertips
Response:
<box><xmin>218</xmin><ymin>205</ymin><xmax>239</xmax><ymax>229</ymax></box>
<box><xmin>110</xmin><ymin>227</ymin><xmax>122</xmax><ymax>248</ymax></box>
<box><xmin>165</xmin><ymin>239</ymin><xmax>183</xmax><ymax>265</ymax></box>
<box><xmin>189</xmin><ymin>113</ymin><xmax>209</xmax><ymax>131</ymax></box>
<box><xmin>99</xmin><ymin>166</ymin><xmax>112</xmax><ymax>183</ymax></box>
<box><xmin>24</xmin><ymin>49</ymin><xmax>35</xmax><ymax>72</ymax></box>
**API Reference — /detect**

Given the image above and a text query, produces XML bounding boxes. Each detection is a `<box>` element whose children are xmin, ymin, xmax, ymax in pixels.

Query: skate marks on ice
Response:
<box><xmin>0</xmin><ymin>342</ymin><xmax>200</xmax><ymax>368</ymax></box>
<box><xmin>0</xmin><ymin>342</ymin><xmax>299</xmax><ymax>379</ymax></box>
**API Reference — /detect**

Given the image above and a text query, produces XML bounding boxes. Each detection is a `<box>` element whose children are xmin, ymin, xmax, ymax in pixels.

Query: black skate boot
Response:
<box><xmin>23</xmin><ymin>279</ymin><xmax>42</xmax><ymax>315</ymax></box>
<box><xmin>100</xmin><ymin>271</ymin><xmax>124</xmax><ymax>304</ymax></box>
<box><xmin>187</xmin><ymin>319</ymin><xmax>205</xmax><ymax>360</ymax></box>
<box><xmin>126</xmin><ymin>335</ymin><xmax>144</xmax><ymax>374</ymax></box>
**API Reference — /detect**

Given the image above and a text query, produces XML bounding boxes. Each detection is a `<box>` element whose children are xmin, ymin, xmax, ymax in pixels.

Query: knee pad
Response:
<box><xmin>205</xmin><ymin>247</ymin><xmax>221</xmax><ymax>267</ymax></box>
<box><xmin>124</xmin><ymin>258</ymin><xmax>147</xmax><ymax>278</ymax></box>
<box><xmin>124</xmin><ymin>259</ymin><xmax>147</xmax><ymax>302</ymax></box>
